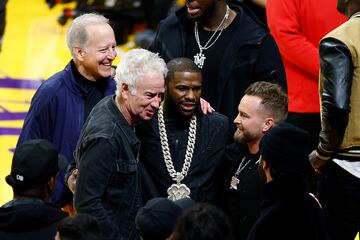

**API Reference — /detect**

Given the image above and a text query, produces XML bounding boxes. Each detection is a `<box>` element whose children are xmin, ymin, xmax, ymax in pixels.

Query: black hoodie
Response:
<box><xmin>0</xmin><ymin>198</ymin><xmax>68</xmax><ymax>240</ymax></box>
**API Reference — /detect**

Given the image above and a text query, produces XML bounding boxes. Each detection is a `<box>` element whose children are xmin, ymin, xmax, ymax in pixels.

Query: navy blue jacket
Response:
<box><xmin>17</xmin><ymin>61</ymin><xmax>116</xmax><ymax>206</ymax></box>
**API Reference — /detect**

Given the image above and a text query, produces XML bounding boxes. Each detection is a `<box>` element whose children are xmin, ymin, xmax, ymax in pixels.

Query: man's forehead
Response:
<box><xmin>173</xmin><ymin>71</ymin><xmax>202</xmax><ymax>77</ymax></box>
<box><xmin>172</xmin><ymin>71</ymin><xmax>202</xmax><ymax>83</ymax></box>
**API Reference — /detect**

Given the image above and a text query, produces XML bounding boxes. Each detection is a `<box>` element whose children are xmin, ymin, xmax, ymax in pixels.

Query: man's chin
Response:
<box><xmin>141</xmin><ymin>112</ymin><xmax>155</xmax><ymax>120</ymax></box>
<box><xmin>186</xmin><ymin>12</ymin><xmax>202</xmax><ymax>22</ymax></box>
<box><xmin>234</xmin><ymin>133</ymin><xmax>246</xmax><ymax>144</ymax></box>
<box><xmin>183</xmin><ymin>107</ymin><xmax>197</xmax><ymax>116</ymax></box>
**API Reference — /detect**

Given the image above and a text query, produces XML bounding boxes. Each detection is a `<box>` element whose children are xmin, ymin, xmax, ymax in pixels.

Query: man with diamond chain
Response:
<box><xmin>221</xmin><ymin>81</ymin><xmax>288</xmax><ymax>240</ymax></box>
<box><xmin>149</xmin><ymin>0</ymin><xmax>286</xmax><ymax>133</ymax></box>
<box><xmin>137</xmin><ymin>57</ymin><xmax>229</xmax><ymax>204</ymax></box>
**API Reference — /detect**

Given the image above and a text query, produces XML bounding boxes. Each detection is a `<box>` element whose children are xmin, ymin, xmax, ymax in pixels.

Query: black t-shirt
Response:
<box><xmin>185</xmin><ymin>14</ymin><xmax>240</xmax><ymax>106</ymax></box>
<box><xmin>223</xmin><ymin>151</ymin><xmax>264</xmax><ymax>240</ymax></box>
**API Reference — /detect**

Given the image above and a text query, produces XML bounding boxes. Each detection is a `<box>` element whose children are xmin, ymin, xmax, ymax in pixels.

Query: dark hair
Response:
<box><xmin>165</xmin><ymin>58</ymin><xmax>201</xmax><ymax>84</ymax></box>
<box><xmin>57</xmin><ymin>214</ymin><xmax>102</xmax><ymax>240</ymax></box>
<box><xmin>244</xmin><ymin>81</ymin><xmax>288</xmax><ymax>123</ymax></box>
<box><xmin>171</xmin><ymin>203</ymin><xmax>233</xmax><ymax>240</ymax></box>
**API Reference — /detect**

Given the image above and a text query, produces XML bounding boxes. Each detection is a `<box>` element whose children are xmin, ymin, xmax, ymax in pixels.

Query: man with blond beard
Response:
<box><xmin>221</xmin><ymin>81</ymin><xmax>288</xmax><ymax>240</ymax></box>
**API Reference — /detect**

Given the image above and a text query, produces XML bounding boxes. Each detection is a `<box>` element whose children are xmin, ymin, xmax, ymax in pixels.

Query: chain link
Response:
<box><xmin>158</xmin><ymin>104</ymin><xmax>197</xmax><ymax>183</ymax></box>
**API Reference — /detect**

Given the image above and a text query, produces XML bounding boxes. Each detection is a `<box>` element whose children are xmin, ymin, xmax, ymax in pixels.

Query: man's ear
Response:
<box><xmin>263</xmin><ymin>117</ymin><xmax>274</xmax><ymax>132</ymax></box>
<box><xmin>262</xmin><ymin>159</ymin><xmax>270</xmax><ymax>171</ymax></box>
<box><xmin>120</xmin><ymin>83</ymin><xmax>130</xmax><ymax>99</ymax></box>
<box><xmin>48</xmin><ymin>176</ymin><xmax>56</xmax><ymax>193</ymax></box>
<box><xmin>73</xmin><ymin>46</ymin><xmax>85</xmax><ymax>61</ymax></box>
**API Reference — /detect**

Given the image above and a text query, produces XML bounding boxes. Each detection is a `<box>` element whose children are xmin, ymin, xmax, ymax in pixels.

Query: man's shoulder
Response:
<box><xmin>324</xmin><ymin>18</ymin><xmax>359</xmax><ymax>42</ymax></box>
<box><xmin>225</xmin><ymin>5</ymin><xmax>269</xmax><ymax>47</ymax></box>
<box><xmin>204</xmin><ymin>111</ymin><xmax>228</xmax><ymax>122</ymax></box>
<box><xmin>27</xmin><ymin>71</ymin><xmax>69</xmax><ymax>110</ymax></box>
<box><xmin>36</xmin><ymin>68</ymin><xmax>69</xmax><ymax>95</ymax></box>
<box><xmin>201</xmin><ymin>112</ymin><xmax>229</xmax><ymax>130</ymax></box>
<box><xmin>84</xmin><ymin>96</ymin><xmax>130</xmax><ymax>135</ymax></box>
<box><xmin>158</xmin><ymin>6</ymin><xmax>189</xmax><ymax>28</ymax></box>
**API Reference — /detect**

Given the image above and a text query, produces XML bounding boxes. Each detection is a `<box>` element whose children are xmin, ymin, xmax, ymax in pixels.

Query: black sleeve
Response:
<box><xmin>317</xmin><ymin>37</ymin><xmax>353</xmax><ymax>158</ymax></box>
<box><xmin>75</xmin><ymin>138</ymin><xmax>121</xmax><ymax>240</ymax></box>
<box><xmin>64</xmin><ymin>160</ymin><xmax>76</xmax><ymax>187</ymax></box>
<box><xmin>254</xmin><ymin>34</ymin><xmax>287</xmax><ymax>92</ymax></box>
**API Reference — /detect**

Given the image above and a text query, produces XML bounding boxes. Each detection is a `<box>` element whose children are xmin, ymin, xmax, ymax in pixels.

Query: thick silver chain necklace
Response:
<box><xmin>194</xmin><ymin>5</ymin><xmax>230</xmax><ymax>69</ymax></box>
<box><xmin>158</xmin><ymin>104</ymin><xmax>197</xmax><ymax>201</ymax></box>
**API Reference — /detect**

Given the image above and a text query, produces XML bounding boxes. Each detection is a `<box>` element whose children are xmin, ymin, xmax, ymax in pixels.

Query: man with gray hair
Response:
<box><xmin>17</xmin><ymin>13</ymin><xmax>117</xmax><ymax>208</ymax></box>
<box><xmin>74</xmin><ymin>48</ymin><xmax>167</xmax><ymax>240</ymax></box>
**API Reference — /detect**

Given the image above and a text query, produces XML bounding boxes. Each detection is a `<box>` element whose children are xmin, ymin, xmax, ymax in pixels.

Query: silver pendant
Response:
<box><xmin>230</xmin><ymin>176</ymin><xmax>240</xmax><ymax>190</ymax></box>
<box><xmin>167</xmin><ymin>183</ymin><xmax>191</xmax><ymax>201</ymax></box>
<box><xmin>194</xmin><ymin>52</ymin><xmax>206</xmax><ymax>69</ymax></box>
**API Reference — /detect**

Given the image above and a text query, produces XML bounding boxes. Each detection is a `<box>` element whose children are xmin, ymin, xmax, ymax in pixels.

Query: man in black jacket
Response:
<box><xmin>149</xmin><ymin>0</ymin><xmax>286</xmax><ymax>133</ymax></box>
<box><xmin>0</xmin><ymin>139</ymin><xmax>68</xmax><ymax>240</ymax></box>
<box><xmin>138</xmin><ymin>57</ymin><xmax>228</xmax><ymax>204</ymax></box>
<box><xmin>222</xmin><ymin>81</ymin><xmax>288</xmax><ymax>240</ymax></box>
<box><xmin>247</xmin><ymin>123</ymin><xmax>325</xmax><ymax>240</ymax></box>
<box><xmin>74</xmin><ymin>48</ymin><xmax>167</xmax><ymax>240</ymax></box>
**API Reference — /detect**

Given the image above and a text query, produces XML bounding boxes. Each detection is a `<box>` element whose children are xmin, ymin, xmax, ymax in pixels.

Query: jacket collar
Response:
<box><xmin>63</xmin><ymin>60</ymin><xmax>116</xmax><ymax>98</ymax></box>
<box><xmin>106</xmin><ymin>95</ymin><xmax>140</xmax><ymax>147</ymax></box>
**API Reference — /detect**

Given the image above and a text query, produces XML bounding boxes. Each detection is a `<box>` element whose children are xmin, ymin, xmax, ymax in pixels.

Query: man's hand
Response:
<box><xmin>309</xmin><ymin>150</ymin><xmax>328</xmax><ymax>174</ymax></box>
<box><xmin>200</xmin><ymin>98</ymin><xmax>215</xmax><ymax>115</ymax></box>
<box><xmin>67</xmin><ymin>168</ymin><xmax>78</xmax><ymax>194</ymax></box>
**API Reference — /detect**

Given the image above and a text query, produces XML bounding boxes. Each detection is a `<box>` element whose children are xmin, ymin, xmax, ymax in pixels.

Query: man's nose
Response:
<box><xmin>151</xmin><ymin>95</ymin><xmax>162</xmax><ymax>109</ymax></box>
<box><xmin>108</xmin><ymin>48</ymin><xmax>117</xmax><ymax>60</ymax></box>
<box><xmin>185</xmin><ymin>89</ymin><xmax>195</xmax><ymax>100</ymax></box>
<box><xmin>234</xmin><ymin>115</ymin><xmax>241</xmax><ymax>124</ymax></box>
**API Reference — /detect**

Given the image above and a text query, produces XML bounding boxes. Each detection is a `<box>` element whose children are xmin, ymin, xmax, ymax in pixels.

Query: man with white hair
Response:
<box><xmin>74</xmin><ymin>48</ymin><xmax>167</xmax><ymax>240</ymax></box>
<box><xmin>17</xmin><ymin>13</ymin><xmax>117</xmax><ymax>207</ymax></box>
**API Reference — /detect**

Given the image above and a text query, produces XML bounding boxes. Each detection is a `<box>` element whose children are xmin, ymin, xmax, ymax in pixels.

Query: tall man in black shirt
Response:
<box><xmin>222</xmin><ymin>81</ymin><xmax>287</xmax><ymax>240</ymax></box>
<box><xmin>150</xmin><ymin>0</ymin><xmax>286</xmax><ymax>133</ymax></box>
<box><xmin>138</xmin><ymin>57</ymin><xmax>229</xmax><ymax>203</ymax></box>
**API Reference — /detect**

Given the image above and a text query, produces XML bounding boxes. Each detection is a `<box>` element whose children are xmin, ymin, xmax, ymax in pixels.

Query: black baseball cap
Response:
<box><xmin>6</xmin><ymin>139</ymin><xmax>68</xmax><ymax>190</ymax></box>
<box><xmin>135</xmin><ymin>197</ymin><xmax>195</xmax><ymax>239</ymax></box>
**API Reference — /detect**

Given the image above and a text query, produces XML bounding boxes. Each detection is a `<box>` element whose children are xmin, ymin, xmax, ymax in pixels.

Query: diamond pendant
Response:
<box><xmin>194</xmin><ymin>52</ymin><xmax>206</xmax><ymax>69</ymax></box>
<box><xmin>230</xmin><ymin>176</ymin><xmax>240</xmax><ymax>190</ymax></box>
<box><xmin>167</xmin><ymin>183</ymin><xmax>191</xmax><ymax>201</ymax></box>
